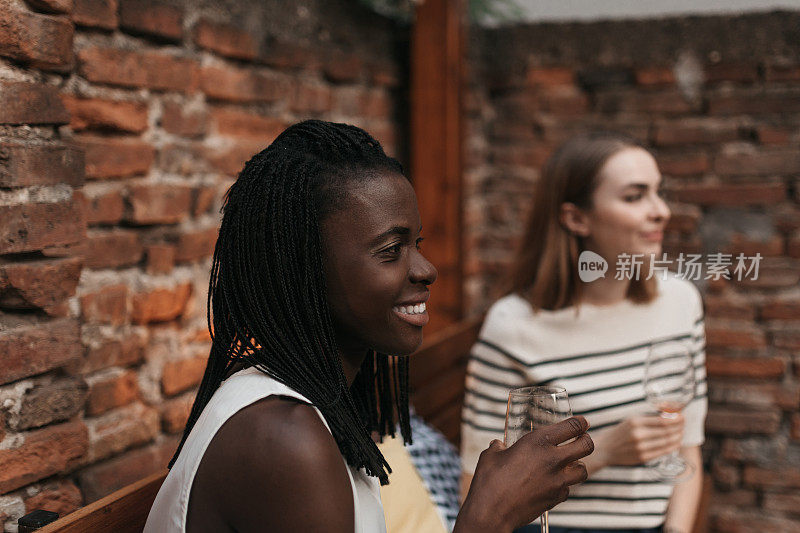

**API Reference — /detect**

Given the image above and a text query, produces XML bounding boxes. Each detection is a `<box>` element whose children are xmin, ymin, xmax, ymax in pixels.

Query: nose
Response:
<box><xmin>651</xmin><ymin>193</ymin><xmax>670</xmax><ymax>223</ymax></box>
<box><xmin>410</xmin><ymin>249</ymin><xmax>437</xmax><ymax>286</ymax></box>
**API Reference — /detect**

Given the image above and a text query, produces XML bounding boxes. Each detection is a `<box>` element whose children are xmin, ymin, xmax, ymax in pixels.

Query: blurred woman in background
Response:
<box><xmin>460</xmin><ymin>133</ymin><xmax>707</xmax><ymax>533</ymax></box>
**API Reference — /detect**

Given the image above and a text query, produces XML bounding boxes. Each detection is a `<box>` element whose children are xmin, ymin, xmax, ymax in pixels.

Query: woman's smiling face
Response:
<box><xmin>319</xmin><ymin>171</ymin><xmax>438</xmax><ymax>366</ymax></box>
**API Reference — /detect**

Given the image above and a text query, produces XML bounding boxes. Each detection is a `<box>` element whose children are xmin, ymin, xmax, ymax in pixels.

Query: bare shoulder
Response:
<box><xmin>187</xmin><ymin>395</ymin><xmax>355</xmax><ymax>533</ymax></box>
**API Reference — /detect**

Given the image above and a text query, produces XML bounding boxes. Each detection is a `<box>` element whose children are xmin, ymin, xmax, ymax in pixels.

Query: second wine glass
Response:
<box><xmin>505</xmin><ymin>386</ymin><xmax>573</xmax><ymax>533</ymax></box>
<box><xmin>643</xmin><ymin>341</ymin><xmax>696</xmax><ymax>483</ymax></box>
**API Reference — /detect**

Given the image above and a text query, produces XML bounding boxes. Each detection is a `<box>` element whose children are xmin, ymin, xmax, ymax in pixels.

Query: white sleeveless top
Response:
<box><xmin>144</xmin><ymin>367</ymin><xmax>386</xmax><ymax>533</ymax></box>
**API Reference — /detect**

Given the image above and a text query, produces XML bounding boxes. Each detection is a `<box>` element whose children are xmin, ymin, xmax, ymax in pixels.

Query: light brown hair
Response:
<box><xmin>507</xmin><ymin>133</ymin><xmax>658</xmax><ymax>311</ymax></box>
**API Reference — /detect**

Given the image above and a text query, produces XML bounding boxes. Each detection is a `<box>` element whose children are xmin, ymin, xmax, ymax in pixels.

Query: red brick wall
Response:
<box><xmin>0</xmin><ymin>0</ymin><xmax>405</xmax><ymax>527</ymax></box>
<box><xmin>466</xmin><ymin>11</ymin><xmax>800</xmax><ymax>532</ymax></box>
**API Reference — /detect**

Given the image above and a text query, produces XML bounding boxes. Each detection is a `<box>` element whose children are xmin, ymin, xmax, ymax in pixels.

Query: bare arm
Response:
<box><xmin>187</xmin><ymin>397</ymin><xmax>355</xmax><ymax>533</ymax></box>
<box><xmin>663</xmin><ymin>446</ymin><xmax>703</xmax><ymax>533</ymax></box>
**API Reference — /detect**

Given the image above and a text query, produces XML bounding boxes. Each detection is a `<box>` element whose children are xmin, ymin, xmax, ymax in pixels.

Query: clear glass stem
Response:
<box><xmin>540</xmin><ymin>510</ymin><xmax>549</xmax><ymax>533</ymax></box>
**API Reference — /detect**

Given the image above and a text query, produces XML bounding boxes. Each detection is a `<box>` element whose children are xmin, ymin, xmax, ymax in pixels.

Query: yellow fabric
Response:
<box><xmin>378</xmin><ymin>435</ymin><xmax>448</xmax><ymax>533</ymax></box>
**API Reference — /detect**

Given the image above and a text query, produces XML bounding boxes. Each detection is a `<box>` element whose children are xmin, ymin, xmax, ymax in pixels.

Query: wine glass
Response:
<box><xmin>643</xmin><ymin>341</ymin><xmax>696</xmax><ymax>483</ymax></box>
<box><xmin>504</xmin><ymin>386</ymin><xmax>573</xmax><ymax>533</ymax></box>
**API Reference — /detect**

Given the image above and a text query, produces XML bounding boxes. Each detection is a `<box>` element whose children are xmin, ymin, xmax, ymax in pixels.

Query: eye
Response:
<box><xmin>384</xmin><ymin>243</ymin><xmax>403</xmax><ymax>255</ymax></box>
<box><xmin>623</xmin><ymin>193</ymin><xmax>642</xmax><ymax>202</ymax></box>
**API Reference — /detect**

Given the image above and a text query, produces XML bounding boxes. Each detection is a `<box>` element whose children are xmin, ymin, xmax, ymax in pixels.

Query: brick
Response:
<box><xmin>0</xmin><ymin>199</ymin><xmax>85</xmax><ymax>254</ymax></box>
<box><xmin>192</xmin><ymin>185</ymin><xmax>216</xmax><ymax>216</ymax></box>
<box><xmin>634</xmin><ymin>67</ymin><xmax>674</xmax><ymax>86</ymax></box>
<box><xmin>715</xmin><ymin>149</ymin><xmax>800</xmax><ymax>176</ymax></box>
<box><xmin>770</xmin><ymin>322</ymin><xmax>800</xmax><ymax>350</ymax></box>
<box><xmin>145</xmin><ymin>244</ymin><xmax>175</xmax><ymax>274</ymax></box>
<box><xmin>192</xmin><ymin>18</ymin><xmax>256</xmax><ymax>60</ymax></box>
<box><xmin>26</xmin><ymin>0</ymin><xmax>73</xmax><ymax>13</ymax></box>
<box><xmin>157</xmin><ymin>143</ymin><xmax>210</xmax><ymax>176</ymax></box>
<box><xmin>713</xmin><ymin>489</ymin><xmax>757</xmax><ymax>507</ymax></box>
<box><xmin>78</xmin><ymin>437</ymin><xmax>175</xmax><ymax>503</ymax></box>
<box><xmin>704</xmin><ymin>319</ymin><xmax>767</xmax><ymax>350</ymax></box>
<box><xmin>706</xmin><ymin>407</ymin><xmax>781</xmax><ymax>435</ymax></box>
<box><xmin>76</xmin><ymin>135</ymin><xmax>154</xmax><ymax>179</ymax></box>
<box><xmin>0</xmin><ymin>315</ymin><xmax>81</xmax><ymax>384</ymax></box>
<box><xmin>723</xmin><ymin>234</ymin><xmax>784</xmax><ymax>257</ymax></box>
<box><xmin>712</xmin><ymin>460</ymin><xmax>740</xmax><ymax>489</ymax></box>
<box><xmin>211</xmin><ymin>107</ymin><xmax>285</xmax><ymax>140</ymax></box>
<box><xmin>734</xmin><ymin>257</ymin><xmax>800</xmax><ymax>289</ymax></box>
<box><xmin>764</xmin><ymin>64</ymin><xmax>800</xmax><ymax>82</ymax></box>
<box><xmin>743</xmin><ymin>465</ymin><xmax>800</xmax><ymax>489</ymax></box>
<box><xmin>15</xmin><ymin>378</ymin><xmax>87</xmax><ymax>431</ymax></box>
<box><xmin>526</xmin><ymin>66</ymin><xmax>574</xmax><ymax>87</ymax></box>
<box><xmin>80</xmin><ymin>284</ymin><xmax>129</xmax><ymax>325</ymax></box>
<box><xmin>207</xmin><ymin>139</ymin><xmax>264</xmax><ymax>175</ymax></box>
<box><xmin>0</xmin><ymin>421</ymin><xmax>88</xmax><ymax>493</ymax></box>
<box><xmin>595</xmin><ymin>89</ymin><xmax>693</xmax><ymax>115</ymax></box>
<box><xmin>722</xmin><ymin>436</ymin><xmax>787</xmax><ymax>464</ymax></box>
<box><xmin>259</xmin><ymin>39</ymin><xmax>316</xmax><ymax>70</ymax></box>
<box><xmin>656</xmin><ymin>151</ymin><xmax>709</xmax><ymax>176</ymax></box>
<box><xmin>160</xmin><ymin>101</ymin><xmax>208</xmax><ymax>138</ymax></box>
<box><xmin>118</xmin><ymin>0</ymin><xmax>182</xmax><ymax>41</ymax></box>
<box><xmin>131</xmin><ymin>282</ymin><xmax>192</xmax><ymax>324</ymax></box>
<box><xmin>711</xmin><ymin>509</ymin><xmax>800</xmax><ymax>533</ymax></box>
<box><xmin>200</xmin><ymin>65</ymin><xmax>290</xmax><ymax>103</ymax></box>
<box><xmin>331</xmin><ymin>86</ymin><xmax>366</xmax><ymax>117</ymax></box>
<box><xmin>704</xmin><ymin>293</ymin><xmax>756</xmax><ymax>320</ymax></box>
<box><xmin>87</xmin><ymin>403</ymin><xmax>159</xmax><ymax>462</ymax></box>
<box><xmin>755</xmin><ymin>124</ymin><xmax>793</xmax><ymax>145</ymax></box>
<box><xmin>72</xmin><ymin>0</ymin><xmax>117</xmax><ymax>29</ymax></box>
<box><xmin>289</xmin><ymin>80</ymin><xmax>332</xmax><ymax>114</ymax></box>
<box><xmin>764</xmin><ymin>492</ymin><xmax>800</xmax><ymax>515</ymax></box>
<box><xmin>0</xmin><ymin>256</ymin><xmax>82</xmax><ymax>311</ymax></box>
<box><xmin>760</xmin><ymin>297</ymin><xmax>800</xmax><ymax>320</ymax></box>
<box><xmin>161</xmin><ymin>354</ymin><xmax>206</xmax><ymax>396</ymax></box>
<box><xmin>708</xmin><ymin>88</ymin><xmax>800</xmax><ymax>115</ymax></box>
<box><xmin>664</xmin><ymin>206</ymin><xmax>701</xmax><ymax>234</ymax></box>
<box><xmin>175</xmin><ymin>226</ymin><xmax>217</xmax><ymax>263</ymax></box>
<box><xmin>78</xmin><ymin>47</ymin><xmax>198</xmax><ymax>91</ymax></box>
<box><xmin>160</xmin><ymin>393</ymin><xmax>193</xmax><ymax>433</ymax></box>
<box><xmin>707</xmin><ymin>380</ymin><xmax>800</xmax><ymax>410</ymax></box>
<box><xmin>669</xmin><ymin>182</ymin><xmax>786</xmax><ymax>206</ymax></box>
<box><xmin>0</xmin><ymin>8</ymin><xmax>73</xmax><ymax>69</ymax></box>
<box><xmin>653</xmin><ymin>119</ymin><xmax>740</xmax><ymax>146</ymax></box>
<box><xmin>23</xmin><ymin>480</ymin><xmax>82</xmax><ymax>517</ymax></box>
<box><xmin>792</xmin><ymin>413</ymin><xmax>800</xmax><ymax>441</ymax></box>
<box><xmin>83</xmin><ymin>229</ymin><xmax>142</xmax><ymax>269</ymax></box>
<box><xmin>128</xmin><ymin>183</ymin><xmax>192</xmax><ymax>225</ymax></box>
<box><xmin>84</xmin><ymin>185</ymin><xmax>124</xmax><ymax>225</ymax></box>
<box><xmin>368</xmin><ymin>61</ymin><xmax>399</xmax><ymax>87</ymax></box>
<box><xmin>704</xmin><ymin>64</ymin><xmax>758</xmax><ymax>84</ymax></box>
<box><xmin>76</xmin><ymin>325</ymin><xmax>147</xmax><ymax>373</ymax></box>
<box><xmin>0</xmin><ymin>81</ymin><xmax>69</xmax><ymax>125</ymax></box>
<box><xmin>61</xmin><ymin>96</ymin><xmax>148</xmax><ymax>133</ymax></box>
<box><xmin>706</xmin><ymin>355</ymin><xmax>785</xmax><ymax>378</ymax></box>
<box><xmin>0</xmin><ymin>142</ymin><xmax>84</xmax><ymax>188</ymax></box>
<box><xmin>323</xmin><ymin>50</ymin><xmax>363</xmax><ymax>83</ymax></box>
<box><xmin>86</xmin><ymin>371</ymin><xmax>139</xmax><ymax>416</ymax></box>
<box><xmin>577</xmin><ymin>67</ymin><xmax>634</xmax><ymax>90</ymax></box>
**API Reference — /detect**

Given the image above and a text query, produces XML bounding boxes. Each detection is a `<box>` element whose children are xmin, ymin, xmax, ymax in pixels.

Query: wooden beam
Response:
<box><xmin>410</xmin><ymin>0</ymin><xmax>466</xmax><ymax>333</ymax></box>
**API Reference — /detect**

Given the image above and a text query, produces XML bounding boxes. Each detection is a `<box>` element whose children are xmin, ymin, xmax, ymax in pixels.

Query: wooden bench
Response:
<box><xmin>30</xmin><ymin>315</ymin><xmax>710</xmax><ymax>532</ymax></box>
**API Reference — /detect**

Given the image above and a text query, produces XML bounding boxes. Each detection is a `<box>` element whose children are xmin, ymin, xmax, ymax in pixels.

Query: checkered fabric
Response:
<box><xmin>406</xmin><ymin>413</ymin><xmax>462</xmax><ymax>531</ymax></box>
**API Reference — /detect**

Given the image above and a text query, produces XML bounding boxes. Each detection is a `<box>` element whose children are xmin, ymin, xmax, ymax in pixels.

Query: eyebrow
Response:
<box><xmin>623</xmin><ymin>183</ymin><xmax>660</xmax><ymax>191</ymax></box>
<box><xmin>370</xmin><ymin>225</ymin><xmax>423</xmax><ymax>247</ymax></box>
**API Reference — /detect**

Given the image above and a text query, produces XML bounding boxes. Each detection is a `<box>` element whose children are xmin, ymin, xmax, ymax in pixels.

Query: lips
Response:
<box><xmin>641</xmin><ymin>231</ymin><xmax>664</xmax><ymax>242</ymax></box>
<box><xmin>392</xmin><ymin>296</ymin><xmax>429</xmax><ymax>327</ymax></box>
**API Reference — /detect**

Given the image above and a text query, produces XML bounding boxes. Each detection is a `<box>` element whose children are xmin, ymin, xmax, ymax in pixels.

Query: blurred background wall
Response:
<box><xmin>0</xmin><ymin>0</ymin><xmax>406</xmax><ymax>528</ymax></box>
<box><xmin>465</xmin><ymin>9</ymin><xmax>800</xmax><ymax>532</ymax></box>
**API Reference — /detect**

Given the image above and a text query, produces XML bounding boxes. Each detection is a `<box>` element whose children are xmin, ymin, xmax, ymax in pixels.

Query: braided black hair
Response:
<box><xmin>168</xmin><ymin>120</ymin><xmax>411</xmax><ymax>484</ymax></box>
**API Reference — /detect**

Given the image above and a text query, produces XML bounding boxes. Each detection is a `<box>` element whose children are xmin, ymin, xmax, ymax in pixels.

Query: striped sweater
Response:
<box><xmin>460</xmin><ymin>274</ymin><xmax>707</xmax><ymax>530</ymax></box>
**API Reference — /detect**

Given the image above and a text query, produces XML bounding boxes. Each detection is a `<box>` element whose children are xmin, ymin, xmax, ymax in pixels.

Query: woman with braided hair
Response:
<box><xmin>144</xmin><ymin>120</ymin><xmax>593</xmax><ymax>533</ymax></box>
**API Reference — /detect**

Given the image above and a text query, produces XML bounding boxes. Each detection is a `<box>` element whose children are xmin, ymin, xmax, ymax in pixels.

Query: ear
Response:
<box><xmin>559</xmin><ymin>202</ymin><xmax>591</xmax><ymax>237</ymax></box>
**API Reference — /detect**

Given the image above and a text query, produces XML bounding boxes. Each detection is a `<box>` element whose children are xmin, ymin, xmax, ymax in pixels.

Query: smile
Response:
<box><xmin>392</xmin><ymin>302</ymin><xmax>429</xmax><ymax>326</ymax></box>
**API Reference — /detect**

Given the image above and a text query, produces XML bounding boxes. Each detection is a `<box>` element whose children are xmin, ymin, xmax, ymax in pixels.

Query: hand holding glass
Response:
<box><xmin>643</xmin><ymin>342</ymin><xmax>696</xmax><ymax>483</ymax></box>
<box><xmin>505</xmin><ymin>386</ymin><xmax>573</xmax><ymax>533</ymax></box>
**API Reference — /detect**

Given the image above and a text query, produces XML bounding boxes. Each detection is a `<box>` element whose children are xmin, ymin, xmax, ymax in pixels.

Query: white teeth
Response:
<box><xmin>394</xmin><ymin>303</ymin><xmax>426</xmax><ymax>315</ymax></box>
